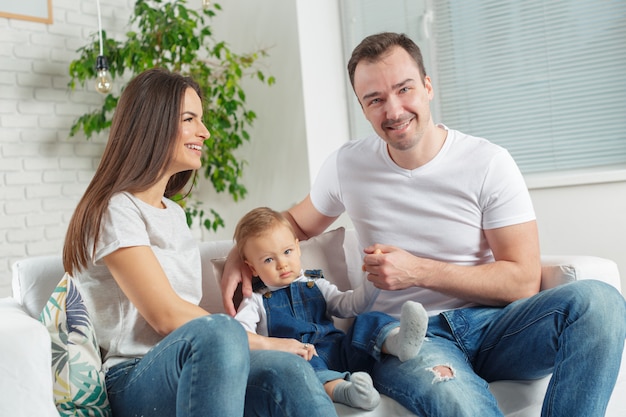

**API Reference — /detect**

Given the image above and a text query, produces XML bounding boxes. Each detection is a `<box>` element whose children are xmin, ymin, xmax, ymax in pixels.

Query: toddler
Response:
<box><xmin>233</xmin><ymin>207</ymin><xmax>428</xmax><ymax>410</ymax></box>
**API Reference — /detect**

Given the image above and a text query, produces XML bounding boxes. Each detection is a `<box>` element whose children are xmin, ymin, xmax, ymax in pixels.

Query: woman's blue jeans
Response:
<box><xmin>106</xmin><ymin>314</ymin><xmax>337</xmax><ymax>417</ymax></box>
<box><xmin>370</xmin><ymin>280</ymin><xmax>626</xmax><ymax>417</ymax></box>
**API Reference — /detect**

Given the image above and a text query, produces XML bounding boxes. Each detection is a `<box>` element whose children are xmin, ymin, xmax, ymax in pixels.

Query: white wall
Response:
<box><xmin>1</xmin><ymin>0</ymin><xmax>624</xmax><ymax>298</ymax></box>
<box><xmin>0</xmin><ymin>0</ymin><xmax>350</xmax><ymax>297</ymax></box>
<box><xmin>0</xmin><ymin>0</ymin><xmax>133</xmax><ymax>297</ymax></box>
<box><xmin>530</xmin><ymin>178</ymin><xmax>626</xmax><ymax>287</ymax></box>
<box><xmin>193</xmin><ymin>0</ymin><xmax>352</xmax><ymax>244</ymax></box>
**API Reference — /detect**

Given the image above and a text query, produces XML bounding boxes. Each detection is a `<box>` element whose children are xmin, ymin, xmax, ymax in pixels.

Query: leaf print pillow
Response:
<box><xmin>40</xmin><ymin>273</ymin><xmax>111</xmax><ymax>417</ymax></box>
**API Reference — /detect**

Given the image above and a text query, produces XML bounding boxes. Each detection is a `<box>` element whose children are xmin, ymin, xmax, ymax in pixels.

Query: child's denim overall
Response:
<box><xmin>263</xmin><ymin>279</ymin><xmax>399</xmax><ymax>383</ymax></box>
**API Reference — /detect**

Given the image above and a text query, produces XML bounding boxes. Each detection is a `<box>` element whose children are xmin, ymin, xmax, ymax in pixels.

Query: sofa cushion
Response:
<box><xmin>39</xmin><ymin>273</ymin><xmax>111</xmax><ymax>417</ymax></box>
<box><xmin>211</xmin><ymin>227</ymin><xmax>350</xmax><ymax>309</ymax></box>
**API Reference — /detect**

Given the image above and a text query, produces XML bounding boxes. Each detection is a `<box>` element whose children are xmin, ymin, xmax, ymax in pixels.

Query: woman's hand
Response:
<box><xmin>271</xmin><ymin>338</ymin><xmax>318</xmax><ymax>361</ymax></box>
<box><xmin>247</xmin><ymin>332</ymin><xmax>317</xmax><ymax>360</ymax></box>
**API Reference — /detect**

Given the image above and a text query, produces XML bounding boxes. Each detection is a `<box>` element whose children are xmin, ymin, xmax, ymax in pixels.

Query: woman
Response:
<box><xmin>62</xmin><ymin>68</ymin><xmax>336</xmax><ymax>417</ymax></box>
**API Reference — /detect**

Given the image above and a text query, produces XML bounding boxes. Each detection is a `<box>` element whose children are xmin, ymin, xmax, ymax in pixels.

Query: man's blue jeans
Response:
<box><xmin>371</xmin><ymin>280</ymin><xmax>626</xmax><ymax>417</ymax></box>
<box><xmin>106</xmin><ymin>314</ymin><xmax>337</xmax><ymax>417</ymax></box>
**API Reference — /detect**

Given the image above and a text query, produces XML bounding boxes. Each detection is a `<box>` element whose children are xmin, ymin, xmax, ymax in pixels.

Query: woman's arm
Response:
<box><xmin>104</xmin><ymin>245</ymin><xmax>209</xmax><ymax>336</ymax></box>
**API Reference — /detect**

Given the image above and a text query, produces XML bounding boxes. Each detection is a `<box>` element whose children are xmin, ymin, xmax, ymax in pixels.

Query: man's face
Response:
<box><xmin>353</xmin><ymin>46</ymin><xmax>434</xmax><ymax>152</ymax></box>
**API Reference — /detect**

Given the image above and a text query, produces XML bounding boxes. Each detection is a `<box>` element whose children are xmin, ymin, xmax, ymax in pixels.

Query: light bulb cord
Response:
<box><xmin>96</xmin><ymin>0</ymin><xmax>104</xmax><ymax>56</ymax></box>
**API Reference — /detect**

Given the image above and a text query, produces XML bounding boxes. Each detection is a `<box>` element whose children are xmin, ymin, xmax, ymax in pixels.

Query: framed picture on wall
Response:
<box><xmin>0</xmin><ymin>0</ymin><xmax>52</xmax><ymax>24</ymax></box>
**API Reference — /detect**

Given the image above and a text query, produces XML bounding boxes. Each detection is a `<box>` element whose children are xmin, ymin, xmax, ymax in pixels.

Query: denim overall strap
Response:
<box><xmin>263</xmin><ymin>280</ymin><xmax>340</xmax><ymax>344</ymax></box>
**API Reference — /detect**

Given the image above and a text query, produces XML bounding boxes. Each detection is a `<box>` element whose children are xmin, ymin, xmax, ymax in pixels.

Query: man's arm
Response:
<box><xmin>284</xmin><ymin>195</ymin><xmax>338</xmax><ymax>240</ymax></box>
<box><xmin>363</xmin><ymin>220</ymin><xmax>541</xmax><ymax>306</ymax></box>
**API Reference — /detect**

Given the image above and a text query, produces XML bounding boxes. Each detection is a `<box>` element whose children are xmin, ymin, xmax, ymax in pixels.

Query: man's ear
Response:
<box><xmin>424</xmin><ymin>75</ymin><xmax>435</xmax><ymax>100</ymax></box>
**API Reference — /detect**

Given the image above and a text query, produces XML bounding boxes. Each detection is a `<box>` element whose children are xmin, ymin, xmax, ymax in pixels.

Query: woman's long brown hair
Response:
<box><xmin>63</xmin><ymin>68</ymin><xmax>202</xmax><ymax>274</ymax></box>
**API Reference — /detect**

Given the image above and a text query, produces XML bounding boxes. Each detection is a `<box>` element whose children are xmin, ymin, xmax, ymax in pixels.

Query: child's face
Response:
<box><xmin>243</xmin><ymin>224</ymin><xmax>302</xmax><ymax>288</ymax></box>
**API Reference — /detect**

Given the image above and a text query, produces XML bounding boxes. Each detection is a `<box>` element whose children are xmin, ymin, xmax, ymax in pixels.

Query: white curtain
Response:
<box><xmin>433</xmin><ymin>0</ymin><xmax>626</xmax><ymax>173</ymax></box>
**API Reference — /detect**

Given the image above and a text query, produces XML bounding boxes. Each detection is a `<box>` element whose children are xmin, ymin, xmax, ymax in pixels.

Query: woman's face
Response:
<box><xmin>170</xmin><ymin>87</ymin><xmax>210</xmax><ymax>174</ymax></box>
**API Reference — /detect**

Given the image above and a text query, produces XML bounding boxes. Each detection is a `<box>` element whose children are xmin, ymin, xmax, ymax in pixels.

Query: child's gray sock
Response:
<box><xmin>332</xmin><ymin>372</ymin><xmax>380</xmax><ymax>410</ymax></box>
<box><xmin>384</xmin><ymin>300</ymin><xmax>428</xmax><ymax>361</ymax></box>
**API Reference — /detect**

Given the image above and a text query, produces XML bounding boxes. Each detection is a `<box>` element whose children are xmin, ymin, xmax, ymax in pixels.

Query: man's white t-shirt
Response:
<box><xmin>310</xmin><ymin>126</ymin><xmax>535</xmax><ymax>318</ymax></box>
<box><xmin>75</xmin><ymin>192</ymin><xmax>202</xmax><ymax>371</ymax></box>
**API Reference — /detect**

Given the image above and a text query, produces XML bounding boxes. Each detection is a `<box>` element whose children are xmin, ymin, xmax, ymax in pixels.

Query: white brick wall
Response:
<box><xmin>0</xmin><ymin>0</ymin><xmax>132</xmax><ymax>297</ymax></box>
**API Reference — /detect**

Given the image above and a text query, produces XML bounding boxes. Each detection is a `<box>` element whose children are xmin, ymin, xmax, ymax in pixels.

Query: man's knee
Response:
<box><xmin>563</xmin><ymin>280</ymin><xmax>626</xmax><ymax>339</ymax></box>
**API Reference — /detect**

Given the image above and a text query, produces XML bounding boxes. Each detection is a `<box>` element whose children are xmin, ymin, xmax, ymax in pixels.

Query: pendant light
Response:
<box><xmin>94</xmin><ymin>0</ymin><xmax>112</xmax><ymax>94</ymax></box>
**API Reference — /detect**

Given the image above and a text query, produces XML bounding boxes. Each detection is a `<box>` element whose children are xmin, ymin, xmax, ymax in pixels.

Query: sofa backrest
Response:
<box><xmin>12</xmin><ymin>227</ymin><xmax>622</xmax><ymax>321</ymax></box>
<box><xmin>11</xmin><ymin>227</ymin><xmax>359</xmax><ymax>320</ymax></box>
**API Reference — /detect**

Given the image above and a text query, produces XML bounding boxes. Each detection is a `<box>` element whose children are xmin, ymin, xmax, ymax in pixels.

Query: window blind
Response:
<box><xmin>433</xmin><ymin>0</ymin><xmax>626</xmax><ymax>173</ymax></box>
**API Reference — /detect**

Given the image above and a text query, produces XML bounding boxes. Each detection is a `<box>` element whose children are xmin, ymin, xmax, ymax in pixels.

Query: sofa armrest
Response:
<box><xmin>0</xmin><ymin>298</ymin><xmax>59</xmax><ymax>417</ymax></box>
<box><xmin>12</xmin><ymin>255</ymin><xmax>64</xmax><ymax>319</ymax></box>
<box><xmin>540</xmin><ymin>255</ymin><xmax>622</xmax><ymax>293</ymax></box>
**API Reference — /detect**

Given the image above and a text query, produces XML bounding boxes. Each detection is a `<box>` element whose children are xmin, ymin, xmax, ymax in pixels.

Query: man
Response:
<box><xmin>222</xmin><ymin>32</ymin><xmax>626</xmax><ymax>416</ymax></box>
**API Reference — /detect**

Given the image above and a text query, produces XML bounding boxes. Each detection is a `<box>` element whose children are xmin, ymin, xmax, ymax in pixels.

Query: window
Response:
<box><xmin>340</xmin><ymin>0</ymin><xmax>626</xmax><ymax>175</ymax></box>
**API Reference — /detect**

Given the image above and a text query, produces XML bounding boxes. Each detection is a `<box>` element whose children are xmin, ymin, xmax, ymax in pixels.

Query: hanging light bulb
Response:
<box><xmin>95</xmin><ymin>55</ymin><xmax>113</xmax><ymax>94</ymax></box>
<box><xmin>94</xmin><ymin>0</ymin><xmax>112</xmax><ymax>94</ymax></box>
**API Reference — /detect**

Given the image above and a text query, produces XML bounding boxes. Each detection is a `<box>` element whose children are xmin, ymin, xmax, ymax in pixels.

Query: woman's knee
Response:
<box><xmin>180</xmin><ymin>314</ymin><xmax>248</xmax><ymax>357</ymax></box>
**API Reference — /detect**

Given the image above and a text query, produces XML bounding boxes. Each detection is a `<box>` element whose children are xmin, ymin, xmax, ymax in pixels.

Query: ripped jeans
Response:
<box><xmin>371</xmin><ymin>280</ymin><xmax>626</xmax><ymax>417</ymax></box>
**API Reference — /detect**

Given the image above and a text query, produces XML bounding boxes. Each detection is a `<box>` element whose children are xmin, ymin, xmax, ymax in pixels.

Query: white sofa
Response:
<box><xmin>6</xmin><ymin>227</ymin><xmax>626</xmax><ymax>417</ymax></box>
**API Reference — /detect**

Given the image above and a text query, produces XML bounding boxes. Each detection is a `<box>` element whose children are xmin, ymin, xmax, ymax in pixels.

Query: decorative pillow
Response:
<box><xmin>211</xmin><ymin>227</ymin><xmax>350</xmax><ymax>309</ymax></box>
<box><xmin>39</xmin><ymin>273</ymin><xmax>112</xmax><ymax>417</ymax></box>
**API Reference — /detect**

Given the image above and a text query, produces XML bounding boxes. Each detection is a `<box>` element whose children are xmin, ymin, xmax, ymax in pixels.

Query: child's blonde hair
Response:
<box><xmin>234</xmin><ymin>207</ymin><xmax>297</xmax><ymax>261</ymax></box>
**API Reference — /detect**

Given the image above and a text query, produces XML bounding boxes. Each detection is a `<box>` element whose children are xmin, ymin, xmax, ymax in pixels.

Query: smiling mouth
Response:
<box><xmin>185</xmin><ymin>144</ymin><xmax>202</xmax><ymax>151</ymax></box>
<box><xmin>384</xmin><ymin>117</ymin><xmax>413</xmax><ymax>131</ymax></box>
<box><xmin>388</xmin><ymin>121</ymin><xmax>410</xmax><ymax>130</ymax></box>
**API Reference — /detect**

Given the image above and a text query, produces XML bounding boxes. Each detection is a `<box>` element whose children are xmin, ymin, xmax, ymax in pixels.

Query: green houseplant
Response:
<box><xmin>68</xmin><ymin>0</ymin><xmax>274</xmax><ymax>231</ymax></box>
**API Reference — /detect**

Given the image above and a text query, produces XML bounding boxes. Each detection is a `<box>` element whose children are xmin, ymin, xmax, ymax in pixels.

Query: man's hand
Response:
<box><xmin>361</xmin><ymin>221</ymin><xmax>542</xmax><ymax>306</ymax></box>
<box><xmin>220</xmin><ymin>247</ymin><xmax>253</xmax><ymax>316</ymax></box>
<box><xmin>362</xmin><ymin>244</ymin><xmax>423</xmax><ymax>291</ymax></box>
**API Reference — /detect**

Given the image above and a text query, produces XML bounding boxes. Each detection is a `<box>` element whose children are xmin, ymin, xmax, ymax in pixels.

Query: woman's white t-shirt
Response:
<box><xmin>75</xmin><ymin>192</ymin><xmax>202</xmax><ymax>371</ymax></box>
